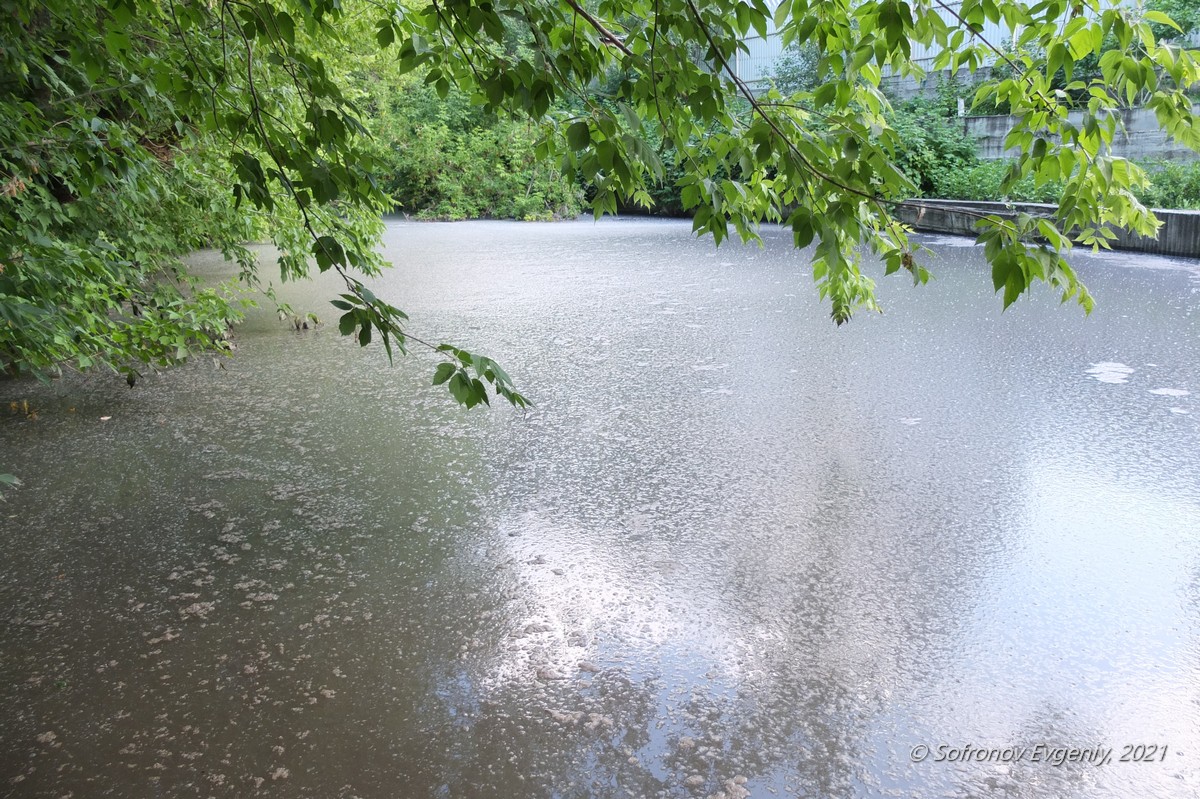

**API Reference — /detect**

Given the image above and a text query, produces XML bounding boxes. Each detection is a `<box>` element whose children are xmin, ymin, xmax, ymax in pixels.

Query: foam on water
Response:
<box><xmin>1086</xmin><ymin>362</ymin><xmax>1135</xmax><ymax>384</ymax></box>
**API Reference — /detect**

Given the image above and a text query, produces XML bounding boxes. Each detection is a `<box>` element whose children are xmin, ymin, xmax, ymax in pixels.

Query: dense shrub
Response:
<box><xmin>888</xmin><ymin>98</ymin><xmax>980</xmax><ymax>195</ymax></box>
<box><xmin>365</xmin><ymin>80</ymin><xmax>583</xmax><ymax>220</ymax></box>
<box><xmin>1137</xmin><ymin>160</ymin><xmax>1200</xmax><ymax>209</ymax></box>
<box><xmin>930</xmin><ymin>159</ymin><xmax>1064</xmax><ymax>203</ymax></box>
<box><xmin>931</xmin><ymin>157</ymin><xmax>1200</xmax><ymax>209</ymax></box>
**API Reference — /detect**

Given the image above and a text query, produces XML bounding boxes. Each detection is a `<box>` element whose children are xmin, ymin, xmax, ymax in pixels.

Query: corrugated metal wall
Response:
<box><xmin>734</xmin><ymin>30</ymin><xmax>787</xmax><ymax>87</ymax></box>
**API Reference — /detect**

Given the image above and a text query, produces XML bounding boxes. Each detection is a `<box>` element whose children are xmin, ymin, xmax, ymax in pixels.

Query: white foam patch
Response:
<box><xmin>913</xmin><ymin>233</ymin><xmax>977</xmax><ymax>248</ymax></box>
<box><xmin>1086</xmin><ymin>362</ymin><xmax>1134</xmax><ymax>384</ymax></box>
<box><xmin>1149</xmin><ymin>388</ymin><xmax>1190</xmax><ymax>397</ymax></box>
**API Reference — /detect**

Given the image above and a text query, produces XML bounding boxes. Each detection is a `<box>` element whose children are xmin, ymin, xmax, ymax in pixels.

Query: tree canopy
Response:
<box><xmin>2</xmin><ymin>0</ymin><xmax>1198</xmax><ymax>406</ymax></box>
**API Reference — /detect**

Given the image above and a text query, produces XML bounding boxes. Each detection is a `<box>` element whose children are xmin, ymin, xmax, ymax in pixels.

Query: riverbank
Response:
<box><xmin>898</xmin><ymin>199</ymin><xmax>1200</xmax><ymax>259</ymax></box>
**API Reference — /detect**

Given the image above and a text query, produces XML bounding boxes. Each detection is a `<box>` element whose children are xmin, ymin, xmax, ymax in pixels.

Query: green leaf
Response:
<box><xmin>313</xmin><ymin>236</ymin><xmax>345</xmax><ymax>272</ymax></box>
<box><xmin>275</xmin><ymin>11</ymin><xmax>296</xmax><ymax>45</ymax></box>
<box><xmin>1145</xmin><ymin>10</ymin><xmax>1182</xmax><ymax>32</ymax></box>
<box><xmin>566</xmin><ymin>120</ymin><xmax>590</xmax><ymax>151</ymax></box>
<box><xmin>376</xmin><ymin>21</ymin><xmax>395</xmax><ymax>47</ymax></box>
<box><xmin>448</xmin><ymin>372</ymin><xmax>471</xmax><ymax>405</ymax></box>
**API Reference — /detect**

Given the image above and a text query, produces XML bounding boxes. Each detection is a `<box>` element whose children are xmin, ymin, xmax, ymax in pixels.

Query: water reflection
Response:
<box><xmin>2</xmin><ymin>220</ymin><xmax>1199</xmax><ymax>798</ymax></box>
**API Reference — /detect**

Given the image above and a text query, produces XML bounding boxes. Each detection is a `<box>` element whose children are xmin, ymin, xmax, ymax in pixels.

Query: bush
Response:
<box><xmin>365</xmin><ymin>79</ymin><xmax>583</xmax><ymax>220</ymax></box>
<box><xmin>1137</xmin><ymin>160</ymin><xmax>1200</xmax><ymax>209</ymax></box>
<box><xmin>930</xmin><ymin>159</ymin><xmax>1064</xmax><ymax>203</ymax></box>
<box><xmin>888</xmin><ymin>98</ymin><xmax>980</xmax><ymax>196</ymax></box>
<box><xmin>930</xmin><ymin>157</ymin><xmax>1200</xmax><ymax>209</ymax></box>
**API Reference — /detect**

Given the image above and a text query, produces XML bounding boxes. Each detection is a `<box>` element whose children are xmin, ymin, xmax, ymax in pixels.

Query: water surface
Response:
<box><xmin>2</xmin><ymin>220</ymin><xmax>1199</xmax><ymax>798</ymax></box>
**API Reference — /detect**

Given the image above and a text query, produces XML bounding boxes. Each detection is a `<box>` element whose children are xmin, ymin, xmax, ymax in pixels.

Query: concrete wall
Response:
<box><xmin>897</xmin><ymin>199</ymin><xmax>1200</xmax><ymax>259</ymax></box>
<box><xmin>964</xmin><ymin>107</ymin><xmax>1200</xmax><ymax>162</ymax></box>
<box><xmin>878</xmin><ymin>67</ymin><xmax>999</xmax><ymax>102</ymax></box>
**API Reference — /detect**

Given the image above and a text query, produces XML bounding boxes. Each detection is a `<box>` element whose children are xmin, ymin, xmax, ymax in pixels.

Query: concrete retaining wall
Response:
<box><xmin>964</xmin><ymin>107</ymin><xmax>1200</xmax><ymax>162</ymax></box>
<box><xmin>897</xmin><ymin>199</ymin><xmax>1200</xmax><ymax>259</ymax></box>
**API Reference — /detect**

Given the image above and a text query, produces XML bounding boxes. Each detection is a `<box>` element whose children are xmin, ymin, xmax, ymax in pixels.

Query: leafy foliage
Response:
<box><xmin>931</xmin><ymin>156</ymin><xmax>1200</xmax><ymax>209</ymax></box>
<box><xmin>771</xmin><ymin>43</ymin><xmax>823</xmax><ymax>95</ymax></box>
<box><xmin>887</xmin><ymin>98</ymin><xmax>980</xmax><ymax>195</ymax></box>
<box><xmin>1147</xmin><ymin>0</ymin><xmax>1200</xmax><ymax>41</ymax></box>
<box><xmin>364</xmin><ymin>74</ymin><xmax>583</xmax><ymax>220</ymax></box>
<box><xmin>1137</xmin><ymin>158</ymin><xmax>1200</xmax><ymax>208</ymax></box>
<box><xmin>0</xmin><ymin>0</ymin><xmax>527</xmax><ymax>408</ymax></box>
<box><xmin>0</xmin><ymin>3</ymin><xmax>259</xmax><ymax>379</ymax></box>
<box><xmin>431</xmin><ymin>345</ymin><xmax>530</xmax><ymax>409</ymax></box>
<box><xmin>933</xmin><ymin>159</ymin><xmax>1064</xmax><ymax>203</ymax></box>
<box><xmin>3</xmin><ymin>0</ymin><xmax>1199</xmax><ymax>401</ymax></box>
<box><xmin>395</xmin><ymin>0</ymin><xmax>1198</xmax><ymax>318</ymax></box>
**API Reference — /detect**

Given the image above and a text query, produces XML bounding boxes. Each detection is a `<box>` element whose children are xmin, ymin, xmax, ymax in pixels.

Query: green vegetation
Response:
<box><xmin>767</xmin><ymin>55</ymin><xmax>981</xmax><ymax>201</ymax></box>
<box><xmin>932</xmin><ymin>158</ymin><xmax>1200</xmax><ymax>209</ymax></box>
<box><xmin>0</xmin><ymin>0</ymin><xmax>529</xmax><ymax>408</ymax></box>
<box><xmin>886</xmin><ymin>98</ymin><xmax>980</xmax><ymax>197</ymax></box>
<box><xmin>932</xmin><ymin>159</ymin><xmax>1063</xmax><ymax>204</ymax></box>
<box><xmin>1147</xmin><ymin>0</ymin><xmax>1200</xmax><ymax>42</ymax></box>
<box><xmin>769</xmin><ymin>40</ymin><xmax>1200</xmax><ymax>216</ymax></box>
<box><xmin>764</xmin><ymin>9</ymin><xmax>1200</xmax><ymax>210</ymax></box>
<box><xmin>365</xmin><ymin>69</ymin><xmax>582</xmax><ymax>220</ymax></box>
<box><xmin>1138</xmin><ymin>158</ymin><xmax>1200</xmax><ymax>207</ymax></box>
<box><xmin>771</xmin><ymin>42</ymin><xmax>822</xmax><ymax>95</ymax></box>
<box><xmin>865</xmin><ymin>79</ymin><xmax>1200</xmax><ymax>210</ymax></box>
<box><xmin>965</xmin><ymin>0</ymin><xmax>1200</xmax><ymax>113</ymax></box>
<box><xmin>2</xmin><ymin>0</ymin><xmax>1199</xmax><ymax>399</ymax></box>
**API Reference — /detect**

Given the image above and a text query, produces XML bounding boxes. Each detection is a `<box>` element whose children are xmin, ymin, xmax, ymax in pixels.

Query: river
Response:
<box><xmin>2</xmin><ymin>219</ymin><xmax>1199</xmax><ymax>798</ymax></box>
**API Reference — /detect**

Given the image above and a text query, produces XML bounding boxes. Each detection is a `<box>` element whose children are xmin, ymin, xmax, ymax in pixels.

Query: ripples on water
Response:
<box><xmin>1</xmin><ymin>220</ymin><xmax>1199</xmax><ymax>798</ymax></box>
